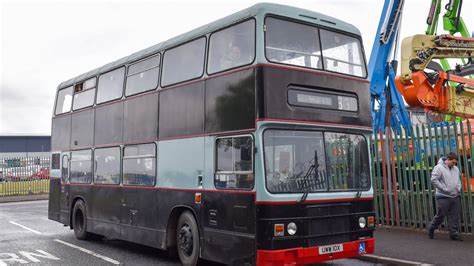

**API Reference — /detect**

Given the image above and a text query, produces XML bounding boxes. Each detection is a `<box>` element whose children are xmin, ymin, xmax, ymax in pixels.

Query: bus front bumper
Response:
<box><xmin>256</xmin><ymin>238</ymin><xmax>374</xmax><ymax>265</ymax></box>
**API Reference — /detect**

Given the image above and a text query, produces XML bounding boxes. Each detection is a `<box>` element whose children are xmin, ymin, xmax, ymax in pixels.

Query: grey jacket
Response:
<box><xmin>431</xmin><ymin>158</ymin><xmax>461</xmax><ymax>198</ymax></box>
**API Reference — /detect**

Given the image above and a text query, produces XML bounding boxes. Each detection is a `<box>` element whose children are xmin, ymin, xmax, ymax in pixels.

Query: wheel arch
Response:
<box><xmin>166</xmin><ymin>205</ymin><xmax>200</xmax><ymax>250</ymax></box>
<box><xmin>69</xmin><ymin>196</ymin><xmax>86</xmax><ymax>229</ymax></box>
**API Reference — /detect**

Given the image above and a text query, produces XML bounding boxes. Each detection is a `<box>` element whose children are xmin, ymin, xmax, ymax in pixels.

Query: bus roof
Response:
<box><xmin>58</xmin><ymin>3</ymin><xmax>361</xmax><ymax>89</ymax></box>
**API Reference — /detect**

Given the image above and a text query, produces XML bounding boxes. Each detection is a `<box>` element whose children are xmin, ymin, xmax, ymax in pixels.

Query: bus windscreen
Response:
<box><xmin>263</xmin><ymin>129</ymin><xmax>370</xmax><ymax>193</ymax></box>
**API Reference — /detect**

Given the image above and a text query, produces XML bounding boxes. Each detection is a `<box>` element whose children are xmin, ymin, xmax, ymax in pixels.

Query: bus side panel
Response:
<box><xmin>120</xmin><ymin>188</ymin><xmax>160</xmax><ymax>247</ymax></box>
<box><xmin>205</xmin><ymin>68</ymin><xmax>256</xmax><ymax>133</ymax></box>
<box><xmin>90</xmin><ymin>186</ymin><xmax>121</xmax><ymax>239</ymax></box>
<box><xmin>123</xmin><ymin>92</ymin><xmax>158</xmax><ymax>143</ymax></box>
<box><xmin>70</xmin><ymin>109</ymin><xmax>94</xmax><ymax>149</ymax></box>
<box><xmin>48</xmin><ymin>176</ymin><xmax>61</xmax><ymax>222</ymax></box>
<box><xmin>94</xmin><ymin>102</ymin><xmax>124</xmax><ymax>146</ymax></box>
<box><xmin>261</xmin><ymin>66</ymin><xmax>371</xmax><ymax>128</ymax></box>
<box><xmin>159</xmin><ymin>81</ymin><xmax>205</xmax><ymax>139</ymax></box>
<box><xmin>51</xmin><ymin>115</ymin><xmax>71</xmax><ymax>151</ymax></box>
<box><xmin>202</xmin><ymin>192</ymin><xmax>256</xmax><ymax>265</ymax></box>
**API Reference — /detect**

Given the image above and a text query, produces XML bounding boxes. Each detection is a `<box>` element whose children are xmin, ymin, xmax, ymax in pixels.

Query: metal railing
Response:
<box><xmin>371</xmin><ymin>120</ymin><xmax>474</xmax><ymax>234</ymax></box>
<box><xmin>0</xmin><ymin>156</ymin><xmax>50</xmax><ymax>197</ymax></box>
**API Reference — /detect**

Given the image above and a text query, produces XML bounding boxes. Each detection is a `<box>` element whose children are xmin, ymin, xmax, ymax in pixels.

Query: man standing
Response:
<box><xmin>428</xmin><ymin>152</ymin><xmax>463</xmax><ymax>241</ymax></box>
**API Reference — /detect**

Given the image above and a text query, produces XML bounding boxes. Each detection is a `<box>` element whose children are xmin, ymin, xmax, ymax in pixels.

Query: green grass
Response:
<box><xmin>0</xmin><ymin>180</ymin><xmax>49</xmax><ymax>196</ymax></box>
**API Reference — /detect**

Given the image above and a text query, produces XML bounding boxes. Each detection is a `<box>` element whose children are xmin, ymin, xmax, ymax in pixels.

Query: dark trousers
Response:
<box><xmin>429</xmin><ymin>196</ymin><xmax>461</xmax><ymax>237</ymax></box>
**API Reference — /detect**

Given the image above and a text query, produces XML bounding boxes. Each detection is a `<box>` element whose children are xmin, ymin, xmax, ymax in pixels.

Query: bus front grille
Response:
<box><xmin>306</xmin><ymin>203</ymin><xmax>352</xmax><ymax>246</ymax></box>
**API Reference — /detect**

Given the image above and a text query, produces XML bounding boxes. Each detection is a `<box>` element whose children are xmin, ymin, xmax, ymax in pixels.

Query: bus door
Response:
<box><xmin>202</xmin><ymin>135</ymin><xmax>256</xmax><ymax>264</ymax></box>
<box><xmin>120</xmin><ymin>143</ymin><xmax>159</xmax><ymax>247</ymax></box>
<box><xmin>48</xmin><ymin>153</ymin><xmax>61</xmax><ymax>222</ymax></box>
<box><xmin>59</xmin><ymin>153</ymin><xmax>70</xmax><ymax>225</ymax></box>
<box><xmin>90</xmin><ymin>147</ymin><xmax>122</xmax><ymax>239</ymax></box>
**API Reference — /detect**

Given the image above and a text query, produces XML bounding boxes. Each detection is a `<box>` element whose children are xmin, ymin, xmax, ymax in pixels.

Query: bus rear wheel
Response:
<box><xmin>176</xmin><ymin>211</ymin><xmax>199</xmax><ymax>266</ymax></box>
<box><xmin>72</xmin><ymin>200</ymin><xmax>91</xmax><ymax>240</ymax></box>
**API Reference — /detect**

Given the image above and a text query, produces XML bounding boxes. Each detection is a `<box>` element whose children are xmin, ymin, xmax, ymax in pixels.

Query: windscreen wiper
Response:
<box><xmin>300</xmin><ymin>150</ymin><xmax>319</xmax><ymax>203</ymax></box>
<box><xmin>355</xmin><ymin>149</ymin><xmax>363</xmax><ymax>198</ymax></box>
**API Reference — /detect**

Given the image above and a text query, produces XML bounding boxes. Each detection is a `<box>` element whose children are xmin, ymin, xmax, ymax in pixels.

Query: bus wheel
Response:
<box><xmin>72</xmin><ymin>200</ymin><xmax>91</xmax><ymax>240</ymax></box>
<box><xmin>176</xmin><ymin>211</ymin><xmax>199</xmax><ymax>266</ymax></box>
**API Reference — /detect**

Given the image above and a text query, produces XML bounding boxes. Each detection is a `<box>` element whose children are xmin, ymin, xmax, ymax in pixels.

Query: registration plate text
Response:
<box><xmin>319</xmin><ymin>244</ymin><xmax>344</xmax><ymax>254</ymax></box>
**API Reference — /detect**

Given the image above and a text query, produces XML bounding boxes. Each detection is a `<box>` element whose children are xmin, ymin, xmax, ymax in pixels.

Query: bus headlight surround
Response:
<box><xmin>359</xmin><ymin>217</ymin><xmax>367</xmax><ymax>228</ymax></box>
<box><xmin>287</xmin><ymin>222</ymin><xmax>297</xmax><ymax>235</ymax></box>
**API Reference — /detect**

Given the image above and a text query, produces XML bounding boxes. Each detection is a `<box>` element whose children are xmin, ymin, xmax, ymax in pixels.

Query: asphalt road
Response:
<box><xmin>0</xmin><ymin>200</ymin><xmax>378</xmax><ymax>265</ymax></box>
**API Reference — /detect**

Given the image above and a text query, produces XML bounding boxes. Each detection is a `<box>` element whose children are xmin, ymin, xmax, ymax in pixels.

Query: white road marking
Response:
<box><xmin>9</xmin><ymin>221</ymin><xmax>43</xmax><ymax>235</ymax></box>
<box><xmin>0</xmin><ymin>253</ymin><xmax>28</xmax><ymax>265</ymax></box>
<box><xmin>361</xmin><ymin>254</ymin><xmax>433</xmax><ymax>265</ymax></box>
<box><xmin>54</xmin><ymin>239</ymin><xmax>120</xmax><ymax>265</ymax></box>
<box><xmin>19</xmin><ymin>250</ymin><xmax>60</xmax><ymax>262</ymax></box>
<box><xmin>0</xmin><ymin>200</ymin><xmax>48</xmax><ymax>206</ymax></box>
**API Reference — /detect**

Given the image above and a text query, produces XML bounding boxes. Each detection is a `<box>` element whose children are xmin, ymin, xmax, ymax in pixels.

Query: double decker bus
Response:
<box><xmin>48</xmin><ymin>3</ymin><xmax>374</xmax><ymax>265</ymax></box>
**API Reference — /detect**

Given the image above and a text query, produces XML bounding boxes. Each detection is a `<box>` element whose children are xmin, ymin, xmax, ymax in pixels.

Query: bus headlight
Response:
<box><xmin>287</xmin><ymin>222</ymin><xmax>297</xmax><ymax>235</ymax></box>
<box><xmin>359</xmin><ymin>217</ymin><xmax>367</xmax><ymax>228</ymax></box>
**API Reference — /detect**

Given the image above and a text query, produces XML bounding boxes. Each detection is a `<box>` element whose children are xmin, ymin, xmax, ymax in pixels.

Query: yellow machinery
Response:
<box><xmin>396</xmin><ymin>34</ymin><xmax>474</xmax><ymax>117</ymax></box>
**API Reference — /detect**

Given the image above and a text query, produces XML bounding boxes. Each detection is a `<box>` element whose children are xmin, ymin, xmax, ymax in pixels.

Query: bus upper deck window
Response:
<box><xmin>97</xmin><ymin>67</ymin><xmax>125</xmax><ymax>104</ymax></box>
<box><xmin>126</xmin><ymin>54</ymin><xmax>160</xmax><ymax>96</ymax></box>
<box><xmin>161</xmin><ymin>38</ymin><xmax>206</xmax><ymax>87</ymax></box>
<box><xmin>73</xmin><ymin>77</ymin><xmax>96</xmax><ymax>110</ymax></box>
<box><xmin>55</xmin><ymin>86</ymin><xmax>73</xmax><ymax>115</ymax></box>
<box><xmin>208</xmin><ymin>19</ymin><xmax>255</xmax><ymax>74</ymax></box>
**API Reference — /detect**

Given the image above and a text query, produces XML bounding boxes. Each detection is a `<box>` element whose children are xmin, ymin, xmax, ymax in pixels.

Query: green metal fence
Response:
<box><xmin>371</xmin><ymin>120</ymin><xmax>474</xmax><ymax>234</ymax></box>
<box><xmin>0</xmin><ymin>157</ymin><xmax>50</xmax><ymax>197</ymax></box>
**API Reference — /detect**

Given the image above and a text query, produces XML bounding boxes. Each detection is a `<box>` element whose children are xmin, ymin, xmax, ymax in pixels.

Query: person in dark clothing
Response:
<box><xmin>428</xmin><ymin>152</ymin><xmax>463</xmax><ymax>241</ymax></box>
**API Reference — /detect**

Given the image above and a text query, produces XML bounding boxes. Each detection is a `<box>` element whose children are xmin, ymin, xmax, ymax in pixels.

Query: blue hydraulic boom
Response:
<box><xmin>368</xmin><ymin>0</ymin><xmax>411</xmax><ymax>134</ymax></box>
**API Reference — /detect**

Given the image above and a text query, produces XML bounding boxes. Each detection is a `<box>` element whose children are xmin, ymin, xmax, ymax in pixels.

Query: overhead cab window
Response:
<box><xmin>264</xmin><ymin>17</ymin><xmax>367</xmax><ymax>78</ymax></box>
<box><xmin>123</xmin><ymin>143</ymin><xmax>156</xmax><ymax>186</ymax></box>
<box><xmin>265</xmin><ymin>17</ymin><xmax>322</xmax><ymax>70</ymax></box>
<box><xmin>208</xmin><ymin>19</ymin><xmax>255</xmax><ymax>74</ymax></box>
<box><xmin>55</xmin><ymin>86</ymin><xmax>73</xmax><ymax>115</ymax></box>
<box><xmin>215</xmin><ymin>136</ymin><xmax>253</xmax><ymax>190</ymax></box>
<box><xmin>70</xmin><ymin>149</ymin><xmax>92</xmax><ymax>184</ymax></box>
<box><xmin>94</xmin><ymin>147</ymin><xmax>120</xmax><ymax>185</ymax></box>
<box><xmin>73</xmin><ymin>77</ymin><xmax>96</xmax><ymax>110</ymax></box>
<box><xmin>97</xmin><ymin>67</ymin><xmax>125</xmax><ymax>104</ymax></box>
<box><xmin>319</xmin><ymin>29</ymin><xmax>366</xmax><ymax>77</ymax></box>
<box><xmin>126</xmin><ymin>55</ymin><xmax>160</xmax><ymax>96</ymax></box>
<box><xmin>161</xmin><ymin>37</ymin><xmax>206</xmax><ymax>87</ymax></box>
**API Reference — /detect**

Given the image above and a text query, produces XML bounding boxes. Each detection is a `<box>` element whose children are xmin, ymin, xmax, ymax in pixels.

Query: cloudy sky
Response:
<box><xmin>0</xmin><ymin>0</ymin><xmax>472</xmax><ymax>134</ymax></box>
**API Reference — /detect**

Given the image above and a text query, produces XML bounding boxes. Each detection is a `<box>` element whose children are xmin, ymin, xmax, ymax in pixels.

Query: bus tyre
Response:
<box><xmin>177</xmin><ymin>211</ymin><xmax>199</xmax><ymax>266</ymax></box>
<box><xmin>72</xmin><ymin>200</ymin><xmax>91</xmax><ymax>240</ymax></box>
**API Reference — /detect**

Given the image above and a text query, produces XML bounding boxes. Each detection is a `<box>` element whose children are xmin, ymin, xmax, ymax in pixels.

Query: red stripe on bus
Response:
<box><xmin>64</xmin><ymin>183</ymin><xmax>256</xmax><ymax>194</ymax></box>
<box><xmin>255</xmin><ymin>197</ymin><xmax>373</xmax><ymax>205</ymax></box>
<box><xmin>158</xmin><ymin>128</ymin><xmax>255</xmax><ymax>141</ymax></box>
<box><xmin>158</xmin><ymin>187</ymin><xmax>256</xmax><ymax>194</ymax></box>
<box><xmin>256</xmin><ymin>118</ymin><xmax>372</xmax><ymax>130</ymax></box>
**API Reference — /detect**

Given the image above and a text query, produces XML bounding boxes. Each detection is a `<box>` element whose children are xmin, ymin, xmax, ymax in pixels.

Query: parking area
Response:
<box><xmin>0</xmin><ymin>200</ymin><xmax>376</xmax><ymax>265</ymax></box>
